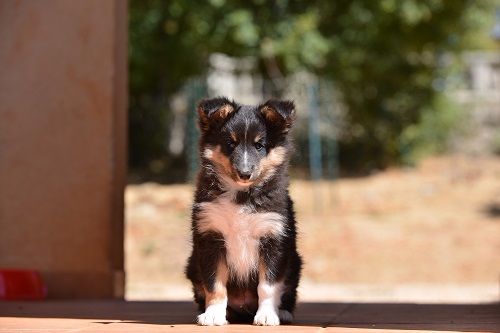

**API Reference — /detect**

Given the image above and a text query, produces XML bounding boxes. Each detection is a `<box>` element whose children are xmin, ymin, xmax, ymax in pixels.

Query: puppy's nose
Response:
<box><xmin>237</xmin><ymin>170</ymin><xmax>252</xmax><ymax>181</ymax></box>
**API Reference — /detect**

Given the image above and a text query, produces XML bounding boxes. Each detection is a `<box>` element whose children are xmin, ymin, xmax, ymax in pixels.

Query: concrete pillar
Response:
<box><xmin>0</xmin><ymin>0</ymin><xmax>127</xmax><ymax>298</ymax></box>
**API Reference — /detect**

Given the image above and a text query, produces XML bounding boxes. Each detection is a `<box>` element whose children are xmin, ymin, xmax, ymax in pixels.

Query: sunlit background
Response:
<box><xmin>125</xmin><ymin>0</ymin><xmax>500</xmax><ymax>303</ymax></box>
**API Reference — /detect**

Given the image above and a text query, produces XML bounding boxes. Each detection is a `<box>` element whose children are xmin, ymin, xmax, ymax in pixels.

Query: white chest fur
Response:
<box><xmin>196</xmin><ymin>196</ymin><xmax>285</xmax><ymax>282</ymax></box>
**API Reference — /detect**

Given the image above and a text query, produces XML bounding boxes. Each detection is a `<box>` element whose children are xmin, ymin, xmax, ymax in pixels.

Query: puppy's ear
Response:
<box><xmin>260</xmin><ymin>100</ymin><xmax>295</xmax><ymax>134</ymax></box>
<box><xmin>197</xmin><ymin>97</ymin><xmax>235</xmax><ymax>132</ymax></box>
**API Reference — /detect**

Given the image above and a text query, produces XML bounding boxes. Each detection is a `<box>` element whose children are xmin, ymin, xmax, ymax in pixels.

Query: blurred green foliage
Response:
<box><xmin>493</xmin><ymin>131</ymin><xmax>500</xmax><ymax>155</ymax></box>
<box><xmin>399</xmin><ymin>95</ymin><xmax>465</xmax><ymax>165</ymax></box>
<box><xmin>129</xmin><ymin>0</ymin><xmax>495</xmax><ymax>179</ymax></box>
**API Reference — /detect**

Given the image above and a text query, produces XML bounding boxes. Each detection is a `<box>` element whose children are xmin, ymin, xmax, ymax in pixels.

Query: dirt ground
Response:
<box><xmin>125</xmin><ymin>154</ymin><xmax>500</xmax><ymax>302</ymax></box>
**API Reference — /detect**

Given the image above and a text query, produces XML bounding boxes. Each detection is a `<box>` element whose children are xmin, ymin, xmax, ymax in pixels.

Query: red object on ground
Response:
<box><xmin>0</xmin><ymin>269</ymin><xmax>47</xmax><ymax>300</ymax></box>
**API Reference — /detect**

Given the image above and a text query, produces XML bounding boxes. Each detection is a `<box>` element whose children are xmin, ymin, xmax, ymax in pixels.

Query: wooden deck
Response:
<box><xmin>0</xmin><ymin>301</ymin><xmax>498</xmax><ymax>332</ymax></box>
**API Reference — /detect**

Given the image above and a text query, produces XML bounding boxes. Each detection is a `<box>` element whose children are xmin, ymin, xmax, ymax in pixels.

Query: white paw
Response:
<box><xmin>253</xmin><ymin>306</ymin><xmax>280</xmax><ymax>326</ymax></box>
<box><xmin>279</xmin><ymin>310</ymin><xmax>293</xmax><ymax>324</ymax></box>
<box><xmin>197</xmin><ymin>304</ymin><xmax>227</xmax><ymax>326</ymax></box>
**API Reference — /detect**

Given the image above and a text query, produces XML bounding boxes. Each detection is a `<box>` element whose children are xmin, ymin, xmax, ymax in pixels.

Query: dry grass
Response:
<box><xmin>125</xmin><ymin>154</ymin><xmax>500</xmax><ymax>300</ymax></box>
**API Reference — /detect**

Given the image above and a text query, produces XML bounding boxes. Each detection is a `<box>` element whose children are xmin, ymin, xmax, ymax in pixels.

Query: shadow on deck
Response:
<box><xmin>0</xmin><ymin>300</ymin><xmax>498</xmax><ymax>332</ymax></box>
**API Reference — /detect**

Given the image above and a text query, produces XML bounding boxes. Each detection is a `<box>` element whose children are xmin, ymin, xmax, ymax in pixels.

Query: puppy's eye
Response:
<box><xmin>227</xmin><ymin>140</ymin><xmax>236</xmax><ymax>150</ymax></box>
<box><xmin>254</xmin><ymin>142</ymin><xmax>264</xmax><ymax>151</ymax></box>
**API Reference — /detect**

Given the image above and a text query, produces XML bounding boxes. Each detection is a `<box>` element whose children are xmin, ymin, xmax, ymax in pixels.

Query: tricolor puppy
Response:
<box><xmin>185</xmin><ymin>97</ymin><xmax>302</xmax><ymax>326</ymax></box>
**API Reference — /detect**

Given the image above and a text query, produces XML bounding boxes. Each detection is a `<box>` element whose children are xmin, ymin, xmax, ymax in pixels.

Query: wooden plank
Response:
<box><xmin>0</xmin><ymin>301</ymin><xmax>498</xmax><ymax>332</ymax></box>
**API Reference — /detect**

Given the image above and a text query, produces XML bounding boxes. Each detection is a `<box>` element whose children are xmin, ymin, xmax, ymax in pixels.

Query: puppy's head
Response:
<box><xmin>198</xmin><ymin>97</ymin><xmax>295</xmax><ymax>188</ymax></box>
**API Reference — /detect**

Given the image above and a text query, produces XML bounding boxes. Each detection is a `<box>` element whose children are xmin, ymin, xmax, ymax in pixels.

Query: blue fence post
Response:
<box><xmin>308</xmin><ymin>78</ymin><xmax>323</xmax><ymax>211</ymax></box>
<box><xmin>324</xmin><ymin>80</ymin><xmax>338</xmax><ymax>182</ymax></box>
<box><xmin>185</xmin><ymin>78</ymin><xmax>207</xmax><ymax>182</ymax></box>
<box><xmin>308</xmin><ymin>79</ymin><xmax>323</xmax><ymax>182</ymax></box>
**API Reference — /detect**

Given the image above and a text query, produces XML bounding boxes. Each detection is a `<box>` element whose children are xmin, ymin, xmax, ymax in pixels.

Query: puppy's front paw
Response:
<box><xmin>253</xmin><ymin>306</ymin><xmax>280</xmax><ymax>326</ymax></box>
<box><xmin>197</xmin><ymin>304</ymin><xmax>227</xmax><ymax>326</ymax></box>
<box><xmin>279</xmin><ymin>309</ymin><xmax>294</xmax><ymax>324</ymax></box>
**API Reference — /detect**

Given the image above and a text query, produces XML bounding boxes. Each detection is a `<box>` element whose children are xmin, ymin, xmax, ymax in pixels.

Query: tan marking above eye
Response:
<box><xmin>230</xmin><ymin>132</ymin><xmax>237</xmax><ymax>142</ymax></box>
<box><xmin>254</xmin><ymin>134</ymin><xmax>262</xmax><ymax>142</ymax></box>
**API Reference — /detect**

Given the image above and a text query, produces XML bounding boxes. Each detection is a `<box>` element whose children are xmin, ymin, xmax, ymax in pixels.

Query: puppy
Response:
<box><xmin>185</xmin><ymin>97</ymin><xmax>302</xmax><ymax>326</ymax></box>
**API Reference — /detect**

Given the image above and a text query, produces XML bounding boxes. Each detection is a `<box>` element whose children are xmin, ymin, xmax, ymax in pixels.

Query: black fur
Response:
<box><xmin>185</xmin><ymin>97</ymin><xmax>302</xmax><ymax>324</ymax></box>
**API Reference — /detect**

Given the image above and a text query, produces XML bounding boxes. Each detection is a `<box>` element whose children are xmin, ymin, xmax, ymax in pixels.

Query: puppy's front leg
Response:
<box><xmin>198</xmin><ymin>261</ymin><xmax>229</xmax><ymax>326</ymax></box>
<box><xmin>254</xmin><ymin>262</ymin><xmax>283</xmax><ymax>326</ymax></box>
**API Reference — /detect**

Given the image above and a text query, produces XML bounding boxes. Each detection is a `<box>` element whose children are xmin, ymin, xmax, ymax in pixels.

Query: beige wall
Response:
<box><xmin>0</xmin><ymin>1</ymin><xmax>127</xmax><ymax>298</ymax></box>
